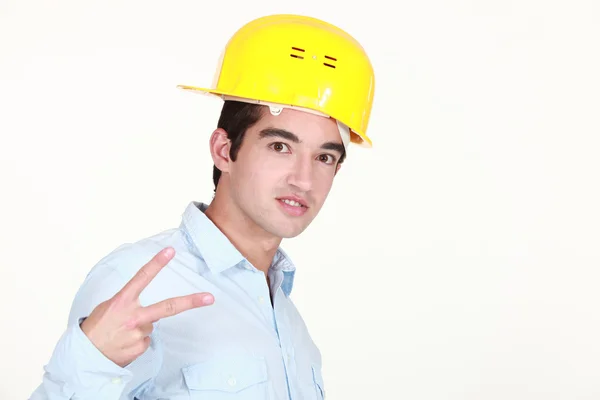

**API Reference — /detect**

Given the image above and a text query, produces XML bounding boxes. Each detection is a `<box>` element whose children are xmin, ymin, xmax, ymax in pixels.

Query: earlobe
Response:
<box><xmin>209</xmin><ymin>128</ymin><xmax>231</xmax><ymax>173</ymax></box>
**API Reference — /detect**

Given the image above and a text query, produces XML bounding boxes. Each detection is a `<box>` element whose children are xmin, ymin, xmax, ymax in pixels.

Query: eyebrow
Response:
<box><xmin>259</xmin><ymin>128</ymin><xmax>300</xmax><ymax>143</ymax></box>
<box><xmin>259</xmin><ymin>128</ymin><xmax>345</xmax><ymax>156</ymax></box>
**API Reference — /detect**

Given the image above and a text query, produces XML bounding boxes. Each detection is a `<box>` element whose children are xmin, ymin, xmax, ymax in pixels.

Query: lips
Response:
<box><xmin>276</xmin><ymin>195</ymin><xmax>309</xmax><ymax>216</ymax></box>
<box><xmin>276</xmin><ymin>195</ymin><xmax>308</xmax><ymax>208</ymax></box>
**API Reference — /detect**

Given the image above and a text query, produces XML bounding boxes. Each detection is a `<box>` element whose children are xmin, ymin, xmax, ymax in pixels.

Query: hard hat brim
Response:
<box><xmin>176</xmin><ymin>84</ymin><xmax>373</xmax><ymax>148</ymax></box>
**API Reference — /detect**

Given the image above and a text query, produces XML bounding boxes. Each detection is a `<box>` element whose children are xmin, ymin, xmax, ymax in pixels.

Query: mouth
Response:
<box><xmin>276</xmin><ymin>196</ymin><xmax>309</xmax><ymax>216</ymax></box>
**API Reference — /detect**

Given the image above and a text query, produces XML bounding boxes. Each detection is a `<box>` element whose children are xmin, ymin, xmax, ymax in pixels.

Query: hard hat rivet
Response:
<box><xmin>312</xmin><ymin>55</ymin><xmax>317</xmax><ymax>60</ymax></box>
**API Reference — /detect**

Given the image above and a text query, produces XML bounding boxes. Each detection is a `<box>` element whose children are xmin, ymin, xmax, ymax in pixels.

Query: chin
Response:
<box><xmin>278</xmin><ymin>229</ymin><xmax>308</xmax><ymax>239</ymax></box>
<box><xmin>248</xmin><ymin>202</ymin><xmax>319</xmax><ymax>239</ymax></box>
<box><xmin>262</xmin><ymin>219</ymin><xmax>312</xmax><ymax>239</ymax></box>
<box><xmin>267</xmin><ymin>225</ymin><xmax>309</xmax><ymax>239</ymax></box>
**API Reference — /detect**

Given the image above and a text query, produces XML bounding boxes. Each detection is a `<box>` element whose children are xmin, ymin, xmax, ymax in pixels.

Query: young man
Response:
<box><xmin>30</xmin><ymin>14</ymin><xmax>375</xmax><ymax>400</ymax></box>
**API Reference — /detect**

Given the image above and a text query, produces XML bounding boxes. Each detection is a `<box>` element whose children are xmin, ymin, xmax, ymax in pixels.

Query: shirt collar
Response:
<box><xmin>180</xmin><ymin>201</ymin><xmax>296</xmax><ymax>296</ymax></box>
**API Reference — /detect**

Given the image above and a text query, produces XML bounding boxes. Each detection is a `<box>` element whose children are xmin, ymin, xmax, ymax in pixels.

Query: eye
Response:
<box><xmin>317</xmin><ymin>154</ymin><xmax>336</xmax><ymax>165</ymax></box>
<box><xmin>270</xmin><ymin>142</ymin><xmax>290</xmax><ymax>153</ymax></box>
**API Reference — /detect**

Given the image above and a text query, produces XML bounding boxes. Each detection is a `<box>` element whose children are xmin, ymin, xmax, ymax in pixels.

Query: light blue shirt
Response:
<box><xmin>30</xmin><ymin>201</ymin><xmax>325</xmax><ymax>400</ymax></box>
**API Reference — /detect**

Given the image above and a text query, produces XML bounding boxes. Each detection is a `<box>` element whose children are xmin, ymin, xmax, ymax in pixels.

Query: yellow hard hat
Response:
<box><xmin>177</xmin><ymin>14</ymin><xmax>375</xmax><ymax>147</ymax></box>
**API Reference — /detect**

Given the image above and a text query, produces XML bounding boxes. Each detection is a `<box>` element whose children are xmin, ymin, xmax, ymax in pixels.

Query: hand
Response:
<box><xmin>80</xmin><ymin>247</ymin><xmax>214</xmax><ymax>367</ymax></box>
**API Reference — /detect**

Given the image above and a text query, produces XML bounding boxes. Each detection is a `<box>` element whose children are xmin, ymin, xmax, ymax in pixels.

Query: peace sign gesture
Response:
<box><xmin>80</xmin><ymin>247</ymin><xmax>214</xmax><ymax>367</ymax></box>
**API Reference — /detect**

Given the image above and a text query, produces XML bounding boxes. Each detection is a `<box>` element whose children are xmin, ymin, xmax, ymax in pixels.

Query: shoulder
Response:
<box><xmin>95</xmin><ymin>228</ymin><xmax>185</xmax><ymax>277</ymax></box>
<box><xmin>67</xmin><ymin>226</ymin><xmax>187</xmax><ymax>323</ymax></box>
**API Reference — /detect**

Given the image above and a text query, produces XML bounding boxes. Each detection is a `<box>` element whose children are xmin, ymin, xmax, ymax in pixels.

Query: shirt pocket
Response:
<box><xmin>311</xmin><ymin>364</ymin><xmax>325</xmax><ymax>399</ymax></box>
<box><xmin>182</xmin><ymin>355</ymin><xmax>270</xmax><ymax>399</ymax></box>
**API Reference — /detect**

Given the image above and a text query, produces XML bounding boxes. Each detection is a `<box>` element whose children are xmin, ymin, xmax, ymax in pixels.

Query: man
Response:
<box><xmin>30</xmin><ymin>13</ymin><xmax>375</xmax><ymax>400</ymax></box>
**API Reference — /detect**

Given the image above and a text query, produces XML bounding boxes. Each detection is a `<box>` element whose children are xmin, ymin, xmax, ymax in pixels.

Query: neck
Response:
<box><xmin>204</xmin><ymin>186</ymin><xmax>281</xmax><ymax>275</ymax></box>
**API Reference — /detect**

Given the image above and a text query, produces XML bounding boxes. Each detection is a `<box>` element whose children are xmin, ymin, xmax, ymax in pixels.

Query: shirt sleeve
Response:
<box><xmin>29</xmin><ymin>259</ymin><xmax>161</xmax><ymax>400</ymax></box>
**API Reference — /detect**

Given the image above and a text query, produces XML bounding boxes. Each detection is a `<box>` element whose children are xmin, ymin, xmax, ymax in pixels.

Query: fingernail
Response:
<box><xmin>203</xmin><ymin>295</ymin><xmax>214</xmax><ymax>305</ymax></box>
<box><xmin>164</xmin><ymin>247</ymin><xmax>174</xmax><ymax>257</ymax></box>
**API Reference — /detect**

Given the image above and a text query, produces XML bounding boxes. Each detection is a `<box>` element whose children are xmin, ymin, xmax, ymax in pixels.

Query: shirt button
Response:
<box><xmin>227</xmin><ymin>376</ymin><xmax>237</xmax><ymax>387</ymax></box>
<box><xmin>111</xmin><ymin>377</ymin><xmax>122</xmax><ymax>384</ymax></box>
<box><xmin>258</xmin><ymin>296</ymin><xmax>265</xmax><ymax>304</ymax></box>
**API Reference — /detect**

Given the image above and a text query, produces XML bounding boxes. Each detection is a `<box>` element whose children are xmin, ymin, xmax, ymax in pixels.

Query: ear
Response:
<box><xmin>209</xmin><ymin>128</ymin><xmax>231</xmax><ymax>173</ymax></box>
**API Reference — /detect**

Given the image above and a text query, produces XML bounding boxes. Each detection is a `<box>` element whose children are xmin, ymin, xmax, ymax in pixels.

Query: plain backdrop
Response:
<box><xmin>1</xmin><ymin>0</ymin><xmax>599</xmax><ymax>399</ymax></box>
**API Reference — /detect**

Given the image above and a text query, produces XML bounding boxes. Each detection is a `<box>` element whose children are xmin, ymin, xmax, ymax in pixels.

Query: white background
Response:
<box><xmin>1</xmin><ymin>0</ymin><xmax>599</xmax><ymax>399</ymax></box>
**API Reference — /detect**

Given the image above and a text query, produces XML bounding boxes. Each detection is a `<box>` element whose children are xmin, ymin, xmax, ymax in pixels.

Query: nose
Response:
<box><xmin>286</xmin><ymin>156</ymin><xmax>313</xmax><ymax>192</ymax></box>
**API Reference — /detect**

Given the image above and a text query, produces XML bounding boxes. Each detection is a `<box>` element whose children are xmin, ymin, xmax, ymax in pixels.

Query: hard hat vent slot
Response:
<box><xmin>290</xmin><ymin>47</ymin><xmax>305</xmax><ymax>59</ymax></box>
<box><xmin>324</xmin><ymin>55</ymin><xmax>337</xmax><ymax>68</ymax></box>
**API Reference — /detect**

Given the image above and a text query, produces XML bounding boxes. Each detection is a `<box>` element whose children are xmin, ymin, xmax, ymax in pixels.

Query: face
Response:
<box><xmin>221</xmin><ymin>107</ymin><xmax>344</xmax><ymax>239</ymax></box>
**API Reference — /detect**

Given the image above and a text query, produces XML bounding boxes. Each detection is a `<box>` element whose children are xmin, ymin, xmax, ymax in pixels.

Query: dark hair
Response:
<box><xmin>213</xmin><ymin>100</ymin><xmax>265</xmax><ymax>191</ymax></box>
<box><xmin>212</xmin><ymin>100</ymin><xmax>347</xmax><ymax>191</ymax></box>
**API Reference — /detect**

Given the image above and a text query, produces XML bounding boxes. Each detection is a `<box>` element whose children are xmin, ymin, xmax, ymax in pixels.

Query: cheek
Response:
<box><xmin>232</xmin><ymin>157</ymin><xmax>282</xmax><ymax>192</ymax></box>
<box><xmin>313</xmin><ymin>168</ymin><xmax>336</xmax><ymax>194</ymax></box>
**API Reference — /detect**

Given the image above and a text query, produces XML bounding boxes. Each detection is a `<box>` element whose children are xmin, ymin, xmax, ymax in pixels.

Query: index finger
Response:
<box><xmin>117</xmin><ymin>247</ymin><xmax>176</xmax><ymax>301</ymax></box>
